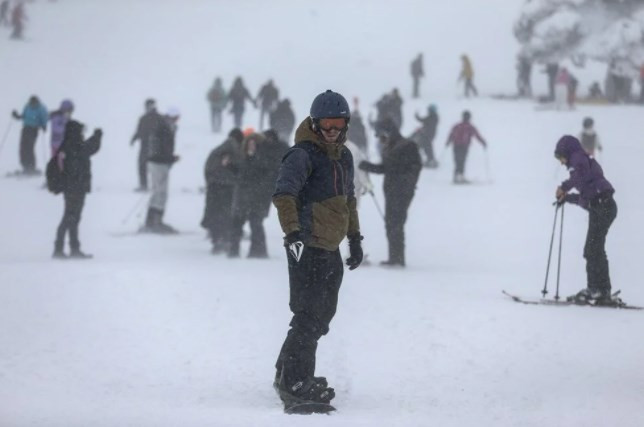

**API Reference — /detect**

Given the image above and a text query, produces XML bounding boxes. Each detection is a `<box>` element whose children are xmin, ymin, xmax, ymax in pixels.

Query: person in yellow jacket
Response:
<box><xmin>459</xmin><ymin>54</ymin><xmax>478</xmax><ymax>97</ymax></box>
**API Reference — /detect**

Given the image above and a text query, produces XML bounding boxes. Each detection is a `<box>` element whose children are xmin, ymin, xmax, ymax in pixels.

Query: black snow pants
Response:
<box><xmin>201</xmin><ymin>183</ymin><xmax>234</xmax><ymax>249</ymax></box>
<box><xmin>453</xmin><ymin>144</ymin><xmax>469</xmax><ymax>177</ymax></box>
<box><xmin>275</xmin><ymin>246</ymin><xmax>343</xmax><ymax>387</ymax></box>
<box><xmin>19</xmin><ymin>126</ymin><xmax>39</xmax><ymax>172</ymax></box>
<box><xmin>55</xmin><ymin>192</ymin><xmax>86</xmax><ymax>252</ymax></box>
<box><xmin>585</xmin><ymin>193</ymin><xmax>617</xmax><ymax>293</ymax></box>
<box><xmin>385</xmin><ymin>190</ymin><xmax>415</xmax><ymax>265</ymax></box>
<box><xmin>229</xmin><ymin>206</ymin><xmax>268</xmax><ymax>257</ymax></box>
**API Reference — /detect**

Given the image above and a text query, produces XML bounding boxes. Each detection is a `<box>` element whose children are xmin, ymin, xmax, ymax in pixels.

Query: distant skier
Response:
<box><xmin>554</xmin><ymin>67</ymin><xmax>572</xmax><ymax>110</ymax></box>
<box><xmin>201</xmin><ymin>128</ymin><xmax>244</xmax><ymax>254</ymax></box>
<box><xmin>273</xmin><ymin>90</ymin><xmax>362</xmax><ymax>409</ymax></box>
<box><xmin>410</xmin><ymin>53</ymin><xmax>424</xmax><ymax>99</ymax></box>
<box><xmin>130</xmin><ymin>99</ymin><xmax>163</xmax><ymax>192</ymax></box>
<box><xmin>555</xmin><ymin>135</ymin><xmax>618</xmax><ymax>305</ymax></box>
<box><xmin>445</xmin><ymin>110</ymin><xmax>487</xmax><ymax>184</ymax></box>
<box><xmin>227</xmin><ymin>77</ymin><xmax>255</xmax><ymax>129</ymax></box>
<box><xmin>11</xmin><ymin>96</ymin><xmax>48</xmax><ymax>175</ymax></box>
<box><xmin>206</xmin><ymin>78</ymin><xmax>227</xmax><ymax>133</ymax></box>
<box><xmin>10</xmin><ymin>1</ymin><xmax>26</xmax><ymax>40</ymax></box>
<box><xmin>578</xmin><ymin>117</ymin><xmax>602</xmax><ymax>157</ymax></box>
<box><xmin>346</xmin><ymin>97</ymin><xmax>368</xmax><ymax>153</ymax></box>
<box><xmin>268</xmin><ymin>98</ymin><xmax>295</xmax><ymax>143</ymax></box>
<box><xmin>142</xmin><ymin>108</ymin><xmax>180</xmax><ymax>234</ymax></box>
<box><xmin>544</xmin><ymin>63</ymin><xmax>559</xmax><ymax>101</ymax></box>
<box><xmin>414</xmin><ymin>104</ymin><xmax>439</xmax><ymax>168</ymax></box>
<box><xmin>359</xmin><ymin>117</ymin><xmax>421</xmax><ymax>267</ymax></box>
<box><xmin>48</xmin><ymin>99</ymin><xmax>74</xmax><ymax>159</ymax></box>
<box><xmin>256</xmin><ymin>79</ymin><xmax>279</xmax><ymax>130</ymax></box>
<box><xmin>53</xmin><ymin>121</ymin><xmax>102</xmax><ymax>259</ymax></box>
<box><xmin>459</xmin><ymin>55</ymin><xmax>478</xmax><ymax>97</ymax></box>
<box><xmin>0</xmin><ymin>0</ymin><xmax>9</xmax><ymax>27</ymax></box>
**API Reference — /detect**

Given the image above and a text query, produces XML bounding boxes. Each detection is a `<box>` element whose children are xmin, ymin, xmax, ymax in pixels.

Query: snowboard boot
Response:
<box><xmin>52</xmin><ymin>249</ymin><xmax>67</xmax><ymax>259</ymax></box>
<box><xmin>69</xmin><ymin>249</ymin><xmax>93</xmax><ymax>259</ymax></box>
<box><xmin>278</xmin><ymin>376</ymin><xmax>335</xmax><ymax>406</ymax></box>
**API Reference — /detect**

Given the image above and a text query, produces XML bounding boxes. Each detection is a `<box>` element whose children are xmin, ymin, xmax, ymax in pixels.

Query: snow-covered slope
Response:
<box><xmin>1</xmin><ymin>1</ymin><xmax>644</xmax><ymax>426</ymax></box>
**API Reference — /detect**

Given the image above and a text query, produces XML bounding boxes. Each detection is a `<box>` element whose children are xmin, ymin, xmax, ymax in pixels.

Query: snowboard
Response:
<box><xmin>283</xmin><ymin>400</ymin><xmax>336</xmax><ymax>415</ymax></box>
<box><xmin>502</xmin><ymin>290</ymin><xmax>643</xmax><ymax>310</ymax></box>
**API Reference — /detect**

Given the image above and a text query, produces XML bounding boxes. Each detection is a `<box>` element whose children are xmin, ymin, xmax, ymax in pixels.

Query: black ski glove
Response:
<box><xmin>346</xmin><ymin>234</ymin><xmax>364</xmax><ymax>271</ymax></box>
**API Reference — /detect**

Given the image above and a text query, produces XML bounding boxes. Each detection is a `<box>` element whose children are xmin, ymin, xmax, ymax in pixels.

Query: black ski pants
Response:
<box><xmin>385</xmin><ymin>190</ymin><xmax>414</xmax><ymax>265</ymax></box>
<box><xmin>276</xmin><ymin>247</ymin><xmax>343</xmax><ymax>387</ymax></box>
<box><xmin>229</xmin><ymin>206</ymin><xmax>267</xmax><ymax>257</ymax></box>
<box><xmin>453</xmin><ymin>144</ymin><xmax>469</xmax><ymax>177</ymax></box>
<box><xmin>584</xmin><ymin>194</ymin><xmax>617</xmax><ymax>293</ymax></box>
<box><xmin>55</xmin><ymin>192</ymin><xmax>86</xmax><ymax>252</ymax></box>
<box><xmin>19</xmin><ymin>126</ymin><xmax>39</xmax><ymax>172</ymax></box>
<box><xmin>137</xmin><ymin>141</ymin><xmax>148</xmax><ymax>189</ymax></box>
<box><xmin>421</xmin><ymin>133</ymin><xmax>435</xmax><ymax>163</ymax></box>
<box><xmin>202</xmin><ymin>183</ymin><xmax>234</xmax><ymax>247</ymax></box>
<box><xmin>412</xmin><ymin>76</ymin><xmax>420</xmax><ymax>99</ymax></box>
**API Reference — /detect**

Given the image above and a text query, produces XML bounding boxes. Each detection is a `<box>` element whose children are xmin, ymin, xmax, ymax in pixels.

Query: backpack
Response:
<box><xmin>46</xmin><ymin>150</ymin><xmax>65</xmax><ymax>194</ymax></box>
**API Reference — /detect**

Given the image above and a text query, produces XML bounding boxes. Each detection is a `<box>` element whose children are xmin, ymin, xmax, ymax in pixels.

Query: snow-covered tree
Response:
<box><xmin>515</xmin><ymin>0</ymin><xmax>644</xmax><ymax>76</ymax></box>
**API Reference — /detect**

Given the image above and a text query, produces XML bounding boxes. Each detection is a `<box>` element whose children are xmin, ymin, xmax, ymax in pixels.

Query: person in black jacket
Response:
<box><xmin>256</xmin><ymin>79</ymin><xmax>279</xmax><ymax>130</ymax></box>
<box><xmin>360</xmin><ymin>117</ymin><xmax>421</xmax><ymax>267</ymax></box>
<box><xmin>201</xmin><ymin>128</ymin><xmax>244</xmax><ymax>253</ymax></box>
<box><xmin>130</xmin><ymin>98</ymin><xmax>163</xmax><ymax>192</ymax></box>
<box><xmin>142</xmin><ymin>108</ymin><xmax>180</xmax><ymax>234</ymax></box>
<box><xmin>414</xmin><ymin>104</ymin><xmax>439</xmax><ymax>168</ymax></box>
<box><xmin>269</xmin><ymin>98</ymin><xmax>295</xmax><ymax>143</ymax></box>
<box><xmin>227</xmin><ymin>77</ymin><xmax>255</xmax><ymax>128</ymax></box>
<box><xmin>410</xmin><ymin>53</ymin><xmax>424</xmax><ymax>98</ymax></box>
<box><xmin>53</xmin><ymin>121</ymin><xmax>102</xmax><ymax>259</ymax></box>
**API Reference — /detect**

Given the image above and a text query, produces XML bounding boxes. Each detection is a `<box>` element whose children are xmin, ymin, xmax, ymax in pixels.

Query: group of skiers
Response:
<box><xmin>408</xmin><ymin>53</ymin><xmax>479</xmax><ymax>99</ymax></box>
<box><xmin>206</xmin><ymin>77</ymin><xmax>295</xmax><ymax>141</ymax></box>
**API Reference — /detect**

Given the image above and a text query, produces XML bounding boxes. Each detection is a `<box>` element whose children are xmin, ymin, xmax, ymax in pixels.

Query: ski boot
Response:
<box><xmin>69</xmin><ymin>249</ymin><xmax>93</xmax><ymax>259</ymax></box>
<box><xmin>52</xmin><ymin>249</ymin><xmax>67</xmax><ymax>259</ymax></box>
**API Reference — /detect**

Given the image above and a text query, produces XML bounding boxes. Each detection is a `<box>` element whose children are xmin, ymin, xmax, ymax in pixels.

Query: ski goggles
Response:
<box><xmin>318</xmin><ymin>117</ymin><xmax>347</xmax><ymax>132</ymax></box>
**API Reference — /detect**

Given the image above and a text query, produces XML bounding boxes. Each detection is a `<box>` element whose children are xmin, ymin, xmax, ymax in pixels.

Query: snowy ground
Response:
<box><xmin>1</xmin><ymin>1</ymin><xmax>644</xmax><ymax>426</ymax></box>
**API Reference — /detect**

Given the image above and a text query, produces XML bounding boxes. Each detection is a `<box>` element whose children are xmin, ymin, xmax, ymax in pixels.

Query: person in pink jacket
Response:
<box><xmin>445</xmin><ymin>111</ymin><xmax>487</xmax><ymax>183</ymax></box>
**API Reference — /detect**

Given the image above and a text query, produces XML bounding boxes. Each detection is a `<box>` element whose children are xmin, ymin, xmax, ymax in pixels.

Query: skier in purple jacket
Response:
<box><xmin>554</xmin><ymin>135</ymin><xmax>617</xmax><ymax>305</ymax></box>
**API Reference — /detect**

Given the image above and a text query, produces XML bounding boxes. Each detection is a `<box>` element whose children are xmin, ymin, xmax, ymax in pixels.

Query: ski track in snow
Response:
<box><xmin>1</xmin><ymin>1</ymin><xmax>644</xmax><ymax>426</ymax></box>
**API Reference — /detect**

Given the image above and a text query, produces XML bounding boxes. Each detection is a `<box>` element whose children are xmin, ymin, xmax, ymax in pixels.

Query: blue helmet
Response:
<box><xmin>310</xmin><ymin>90</ymin><xmax>350</xmax><ymax>121</ymax></box>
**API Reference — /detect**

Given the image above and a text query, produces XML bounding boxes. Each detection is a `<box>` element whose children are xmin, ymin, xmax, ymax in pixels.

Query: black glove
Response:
<box><xmin>93</xmin><ymin>128</ymin><xmax>103</xmax><ymax>138</ymax></box>
<box><xmin>11</xmin><ymin>110</ymin><xmax>20</xmax><ymax>119</ymax></box>
<box><xmin>285</xmin><ymin>230</ymin><xmax>304</xmax><ymax>262</ymax></box>
<box><xmin>346</xmin><ymin>234</ymin><xmax>364</xmax><ymax>271</ymax></box>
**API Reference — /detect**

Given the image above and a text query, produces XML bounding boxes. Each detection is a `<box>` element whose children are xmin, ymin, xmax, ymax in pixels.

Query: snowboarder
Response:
<box><xmin>130</xmin><ymin>99</ymin><xmax>163</xmax><ymax>192</ymax></box>
<box><xmin>554</xmin><ymin>135</ymin><xmax>618</xmax><ymax>305</ymax></box>
<box><xmin>10</xmin><ymin>1</ymin><xmax>26</xmax><ymax>40</ymax></box>
<box><xmin>359</xmin><ymin>117</ymin><xmax>421</xmax><ymax>267</ymax></box>
<box><xmin>578</xmin><ymin>117</ymin><xmax>602</xmax><ymax>157</ymax></box>
<box><xmin>142</xmin><ymin>108</ymin><xmax>180</xmax><ymax>234</ymax></box>
<box><xmin>11</xmin><ymin>96</ymin><xmax>48</xmax><ymax>175</ymax></box>
<box><xmin>53</xmin><ymin>121</ymin><xmax>102</xmax><ymax>259</ymax></box>
<box><xmin>410</xmin><ymin>53</ymin><xmax>424</xmax><ymax>99</ymax></box>
<box><xmin>201</xmin><ymin>128</ymin><xmax>244</xmax><ymax>254</ymax></box>
<box><xmin>227</xmin><ymin>77</ymin><xmax>255</xmax><ymax>129</ymax></box>
<box><xmin>346</xmin><ymin>97</ymin><xmax>367</xmax><ymax>153</ymax></box>
<box><xmin>0</xmin><ymin>0</ymin><xmax>9</xmax><ymax>27</ymax></box>
<box><xmin>256</xmin><ymin>79</ymin><xmax>279</xmax><ymax>130</ymax></box>
<box><xmin>206</xmin><ymin>78</ymin><xmax>227</xmax><ymax>133</ymax></box>
<box><xmin>48</xmin><ymin>100</ymin><xmax>74</xmax><ymax>158</ymax></box>
<box><xmin>445</xmin><ymin>110</ymin><xmax>487</xmax><ymax>184</ymax></box>
<box><xmin>273</xmin><ymin>90</ymin><xmax>363</xmax><ymax>409</ymax></box>
<box><xmin>459</xmin><ymin>55</ymin><xmax>478</xmax><ymax>97</ymax></box>
<box><xmin>414</xmin><ymin>104</ymin><xmax>439</xmax><ymax>168</ymax></box>
<box><xmin>269</xmin><ymin>98</ymin><xmax>295</xmax><ymax>143</ymax></box>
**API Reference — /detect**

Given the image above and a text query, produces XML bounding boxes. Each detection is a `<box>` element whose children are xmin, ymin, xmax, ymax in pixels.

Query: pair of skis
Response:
<box><xmin>502</xmin><ymin>290</ymin><xmax>643</xmax><ymax>310</ymax></box>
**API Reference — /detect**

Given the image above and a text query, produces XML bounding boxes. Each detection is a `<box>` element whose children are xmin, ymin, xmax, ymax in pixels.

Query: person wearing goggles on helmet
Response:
<box><xmin>272</xmin><ymin>90</ymin><xmax>363</xmax><ymax>411</ymax></box>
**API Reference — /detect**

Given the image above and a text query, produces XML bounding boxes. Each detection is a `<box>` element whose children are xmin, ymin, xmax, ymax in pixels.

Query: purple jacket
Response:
<box><xmin>49</xmin><ymin>111</ymin><xmax>69</xmax><ymax>152</ymax></box>
<box><xmin>555</xmin><ymin>135</ymin><xmax>614</xmax><ymax>209</ymax></box>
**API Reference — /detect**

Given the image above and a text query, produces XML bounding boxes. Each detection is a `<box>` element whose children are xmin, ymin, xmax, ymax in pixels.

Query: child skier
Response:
<box><xmin>554</xmin><ymin>135</ymin><xmax>618</xmax><ymax>305</ymax></box>
<box><xmin>578</xmin><ymin>117</ymin><xmax>602</xmax><ymax>157</ymax></box>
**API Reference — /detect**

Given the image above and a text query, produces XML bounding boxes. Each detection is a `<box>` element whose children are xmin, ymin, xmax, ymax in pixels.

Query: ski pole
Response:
<box><xmin>121</xmin><ymin>193</ymin><xmax>148</xmax><ymax>225</ymax></box>
<box><xmin>0</xmin><ymin>119</ymin><xmax>14</xmax><ymax>157</ymax></box>
<box><xmin>368</xmin><ymin>190</ymin><xmax>384</xmax><ymax>220</ymax></box>
<box><xmin>554</xmin><ymin>203</ymin><xmax>565</xmax><ymax>300</ymax></box>
<box><xmin>542</xmin><ymin>203</ymin><xmax>560</xmax><ymax>297</ymax></box>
